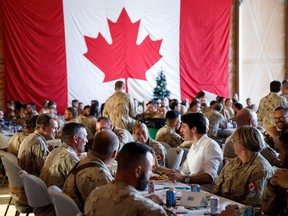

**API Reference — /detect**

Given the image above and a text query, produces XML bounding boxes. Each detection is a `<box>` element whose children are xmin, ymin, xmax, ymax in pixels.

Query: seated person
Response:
<box><xmin>84</xmin><ymin>142</ymin><xmax>167</xmax><ymax>216</ymax></box>
<box><xmin>135</xmin><ymin>100</ymin><xmax>162</xmax><ymax>120</ymax></box>
<box><xmin>155</xmin><ymin>113</ymin><xmax>223</xmax><ymax>190</ymax></box>
<box><xmin>155</xmin><ymin>110</ymin><xmax>184</xmax><ymax>147</ymax></box>
<box><xmin>213</xmin><ymin>126</ymin><xmax>273</xmax><ymax>207</ymax></box>
<box><xmin>206</xmin><ymin>103</ymin><xmax>227</xmax><ymax>139</ymax></box>
<box><xmin>63</xmin><ymin>130</ymin><xmax>119</xmax><ymax>211</ymax></box>
<box><xmin>7</xmin><ymin>115</ymin><xmax>38</xmax><ymax>156</ymax></box>
<box><xmin>133</xmin><ymin>122</ymin><xmax>167</xmax><ymax>167</ymax></box>
<box><xmin>224</xmin><ymin>108</ymin><xmax>281</xmax><ymax>167</ymax></box>
<box><xmin>40</xmin><ymin>122</ymin><xmax>87</xmax><ymax>188</ymax></box>
<box><xmin>262</xmin><ymin>132</ymin><xmax>288</xmax><ymax>215</ymax></box>
<box><xmin>96</xmin><ymin>117</ymin><xmax>134</xmax><ymax>149</ymax></box>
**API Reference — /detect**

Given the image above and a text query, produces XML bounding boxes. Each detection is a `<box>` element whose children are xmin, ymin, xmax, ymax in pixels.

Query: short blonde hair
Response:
<box><xmin>234</xmin><ymin>125</ymin><xmax>262</xmax><ymax>152</ymax></box>
<box><xmin>133</xmin><ymin>122</ymin><xmax>149</xmax><ymax>135</ymax></box>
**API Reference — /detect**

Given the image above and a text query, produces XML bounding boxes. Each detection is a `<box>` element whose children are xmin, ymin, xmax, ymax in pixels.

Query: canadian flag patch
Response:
<box><xmin>248</xmin><ymin>182</ymin><xmax>256</xmax><ymax>192</ymax></box>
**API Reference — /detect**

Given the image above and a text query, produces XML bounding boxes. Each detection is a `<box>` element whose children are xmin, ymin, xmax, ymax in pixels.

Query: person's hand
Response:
<box><xmin>148</xmin><ymin>194</ymin><xmax>164</xmax><ymax>205</ymax></box>
<box><xmin>270</xmin><ymin>169</ymin><xmax>288</xmax><ymax>189</ymax></box>
<box><xmin>167</xmin><ymin>171</ymin><xmax>183</xmax><ymax>182</ymax></box>
<box><xmin>220</xmin><ymin>205</ymin><xmax>240</xmax><ymax>216</ymax></box>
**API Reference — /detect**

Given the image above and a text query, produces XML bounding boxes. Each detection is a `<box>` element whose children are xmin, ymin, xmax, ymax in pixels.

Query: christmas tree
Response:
<box><xmin>153</xmin><ymin>70</ymin><xmax>171</xmax><ymax>99</ymax></box>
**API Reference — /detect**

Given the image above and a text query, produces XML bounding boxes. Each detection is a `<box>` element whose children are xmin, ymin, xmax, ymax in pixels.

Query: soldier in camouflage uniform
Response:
<box><xmin>264</xmin><ymin>106</ymin><xmax>288</xmax><ymax>151</ymax></box>
<box><xmin>96</xmin><ymin>116</ymin><xmax>134</xmax><ymax>149</ymax></box>
<box><xmin>133</xmin><ymin>122</ymin><xmax>167</xmax><ymax>167</ymax></box>
<box><xmin>63</xmin><ymin>130</ymin><xmax>119</xmax><ymax>211</ymax></box>
<box><xmin>213</xmin><ymin>126</ymin><xmax>273</xmax><ymax>207</ymax></box>
<box><xmin>224</xmin><ymin>108</ymin><xmax>281</xmax><ymax>167</ymax></box>
<box><xmin>257</xmin><ymin>80</ymin><xmax>287</xmax><ymax>130</ymax></box>
<box><xmin>262</xmin><ymin>132</ymin><xmax>288</xmax><ymax>215</ymax></box>
<box><xmin>155</xmin><ymin>110</ymin><xmax>184</xmax><ymax>147</ymax></box>
<box><xmin>7</xmin><ymin>115</ymin><xmax>38</xmax><ymax>156</ymax></box>
<box><xmin>40</xmin><ymin>123</ymin><xmax>87</xmax><ymax>188</ymax></box>
<box><xmin>102</xmin><ymin>81</ymin><xmax>137</xmax><ymax>133</ymax></box>
<box><xmin>18</xmin><ymin>114</ymin><xmax>58</xmax><ymax>176</ymax></box>
<box><xmin>84</xmin><ymin>142</ymin><xmax>167</xmax><ymax>216</ymax></box>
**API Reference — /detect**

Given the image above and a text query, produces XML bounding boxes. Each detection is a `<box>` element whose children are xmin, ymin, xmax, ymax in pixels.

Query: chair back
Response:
<box><xmin>19</xmin><ymin>170</ymin><xmax>52</xmax><ymax>208</ymax></box>
<box><xmin>167</xmin><ymin>148</ymin><xmax>184</xmax><ymax>170</ymax></box>
<box><xmin>1</xmin><ymin>152</ymin><xmax>22</xmax><ymax>188</ymax></box>
<box><xmin>0</xmin><ymin>133</ymin><xmax>9</xmax><ymax>149</ymax></box>
<box><xmin>48</xmin><ymin>186</ymin><xmax>81</xmax><ymax>216</ymax></box>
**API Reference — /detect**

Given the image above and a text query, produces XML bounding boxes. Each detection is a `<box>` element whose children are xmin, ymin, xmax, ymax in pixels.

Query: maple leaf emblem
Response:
<box><xmin>83</xmin><ymin>8</ymin><xmax>163</xmax><ymax>91</ymax></box>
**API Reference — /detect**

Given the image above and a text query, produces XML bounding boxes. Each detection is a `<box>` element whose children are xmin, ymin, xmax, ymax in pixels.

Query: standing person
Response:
<box><xmin>84</xmin><ymin>142</ymin><xmax>167</xmax><ymax>216</ymax></box>
<box><xmin>213</xmin><ymin>126</ymin><xmax>273</xmax><ymax>207</ymax></box>
<box><xmin>40</xmin><ymin>123</ymin><xmax>87</xmax><ymax>188</ymax></box>
<box><xmin>257</xmin><ymin>80</ymin><xmax>287</xmax><ymax>129</ymax></box>
<box><xmin>102</xmin><ymin>81</ymin><xmax>136</xmax><ymax>133</ymax></box>
<box><xmin>18</xmin><ymin>114</ymin><xmax>58</xmax><ymax>176</ymax></box>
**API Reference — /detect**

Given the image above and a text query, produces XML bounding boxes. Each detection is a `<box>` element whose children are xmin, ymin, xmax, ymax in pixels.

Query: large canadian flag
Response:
<box><xmin>0</xmin><ymin>0</ymin><xmax>231</xmax><ymax>113</ymax></box>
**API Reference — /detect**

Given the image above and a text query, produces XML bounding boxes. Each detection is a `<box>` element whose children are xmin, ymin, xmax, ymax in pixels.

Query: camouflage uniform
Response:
<box><xmin>112</xmin><ymin>126</ymin><xmax>134</xmax><ymax>149</ymax></box>
<box><xmin>18</xmin><ymin>132</ymin><xmax>50</xmax><ymax>176</ymax></box>
<box><xmin>146</xmin><ymin>138</ymin><xmax>167</xmax><ymax>167</ymax></box>
<box><xmin>39</xmin><ymin>143</ymin><xmax>79</xmax><ymax>188</ymax></box>
<box><xmin>213</xmin><ymin>153</ymin><xmax>273</xmax><ymax>207</ymax></box>
<box><xmin>224</xmin><ymin>133</ymin><xmax>281</xmax><ymax>167</ymax></box>
<box><xmin>103</xmin><ymin>91</ymin><xmax>136</xmax><ymax>133</ymax></box>
<box><xmin>257</xmin><ymin>92</ymin><xmax>287</xmax><ymax>129</ymax></box>
<box><xmin>7</xmin><ymin>131</ymin><xmax>29</xmax><ymax>156</ymax></box>
<box><xmin>179</xmin><ymin>134</ymin><xmax>223</xmax><ymax>181</ymax></box>
<box><xmin>206</xmin><ymin>110</ymin><xmax>227</xmax><ymax>138</ymax></box>
<box><xmin>63</xmin><ymin>152</ymin><xmax>114</xmax><ymax>211</ymax></box>
<box><xmin>262</xmin><ymin>178</ymin><xmax>288</xmax><ymax>215</ymax></box>
<box><xmin>82</xmin><ymin>116</ymin><xmax>97</xmax><ymax>136</ymax></box>
<box><xmin>155</xmin><ymin>124</ymin><xmax>184</xmax><ymax>147</ymax></box>
<box><xmin>84</xmin><ymin>181</ymin><xmax>167</xmax><ymax>216</ymax></box>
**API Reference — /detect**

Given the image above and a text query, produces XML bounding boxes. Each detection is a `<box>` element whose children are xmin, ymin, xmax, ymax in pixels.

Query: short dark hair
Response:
<box><xmin>25</xmin><ymin>115</ymin><xmax>38</xmax><ymax>129</ymax></box>
<box><xmin>275</xmin><ymin>106</ymin><xmax>288</xmax><ymax>114</ymax></box>
<box><xmin>234</xmin><ymin>102</ymin><xmax>243</xmax><ymax>110</ymax></box>
<box><xmin>72</xmin><ymin>99</ymin><xmax>79</xmax><ymax>104</ymax></box>
<box><xmin>115</xmin><ymin>81</ymin><xmax>125</xmax><ymax>89</ymax></box>
<box><xmin>189</xmin><ymin>99</ymin><xmax>200</xmax><ymax>108</ymax></box>
<box><xmin>90</xmin><ymin>104</ymin><xmax>99</xmax><ymax>117</ymax></box>
<box><xmin>165</xmin><ymin>110</ymin><xmax>180</xmax><ymax>120</ymax></box>
<box><xmin>181</xmin><ymin>113</ymin><xmax>206</xmax><ymax>134</ymax></box>
<box><xmin>36</xmin><ymin>114</ymin><xmax>54</xmax><ymax>129</ymax></box>
<box><xmin>116</xmin><ymin>142</ymin><xmax>154</xmax><ymax>171</ymax></box>
<box><xmin>61</xmin><ymin>122</ymin><xmax>86</xmax><ymax>144</ymax></box>
<box><xmin>270</xmin><ymin>80</ymin><xmax>281</xmax><ymax>93</ymax></box>
<box><xmin>282</xmin><ymin>80</ymin><xmax>288</xmax><ymax>88</ymax></box>
<box><xmin>47</xmin><ymin>101</ymin><xmax>57</xmax><ymax>109</ymax></box>
<box><xmin>170</xmin><ymin>101</ymin><xmax>179</xmax><ymax>110</ymax></box>
<box><xmin>213</xmin><ymin>103</ymin><xmax>223</xmax><ymax>112</ymax></box>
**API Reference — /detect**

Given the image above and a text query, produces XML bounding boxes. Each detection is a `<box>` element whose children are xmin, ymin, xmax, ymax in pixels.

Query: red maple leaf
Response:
<box><xmin>83</xmin><ymin>8</ymin><xmax>163</xmax><ymax>91</ymax></box>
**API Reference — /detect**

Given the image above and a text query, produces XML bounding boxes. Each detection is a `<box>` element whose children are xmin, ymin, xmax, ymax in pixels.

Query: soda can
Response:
<box><xmin>210</xmin><ymin>196</ymin><xmax>219</xmax><ymax>215</ymax></box>
<box><xmin>148</xmin><ymin>180</ymin><xmax>155</xmax><ymax>194</ymax></box>
<box><xmin>240</xmin><ymin>206</ymin><xmax>253</xmax><ymax>216</ymax></box>
<box><xmin>190</xmin><ymin>184</ymin><xmax>200</xmax><ymax>192</ymax></box>
<box><xmin>166</xmin><ymin>187</ymin><xmax>176</xmax><ymax>207</ymax></box>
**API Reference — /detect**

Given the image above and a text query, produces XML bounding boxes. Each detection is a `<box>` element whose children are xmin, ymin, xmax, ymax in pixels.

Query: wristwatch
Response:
<box><xmin>184</xmin><ymin>177</ymin><xmax>190</xmax><ymax>184</ymax></box>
